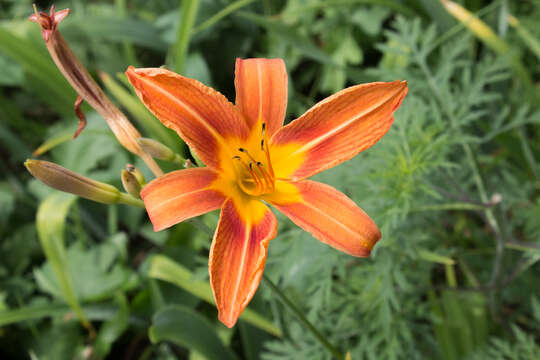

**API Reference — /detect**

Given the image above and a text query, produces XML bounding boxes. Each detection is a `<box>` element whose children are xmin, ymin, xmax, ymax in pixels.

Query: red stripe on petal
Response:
<box><xmin>141</xmin><ymin>168</ymin><xmax>226</xmax><ymax>231</ymax></box>
<box><xmin>209</xmin><ymin>198</ymin><xmax>277</xmax><ymax>327</ymax></box>
<box><xmin>235</xmin><ymin>58</ymin><xmax>287</xmax><ymax>136</ymax></box>
<box><xmin>126</xmin><ymin>67</ymin><xmax>249</xmax><ymax>170</ymax></box>
<box><xmin>271</xmin><ymin>180</ymin><xmax>380</xmax><ymax>257</ymax></box>
<box><xmin>271</xmin><ymin>81</ymin><xmax>407</xmax><ymax>180</ymax></box>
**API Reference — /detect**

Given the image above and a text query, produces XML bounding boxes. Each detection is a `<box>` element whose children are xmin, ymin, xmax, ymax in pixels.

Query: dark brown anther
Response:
<box><xmin>249</xmin><ymin>162</ymin><xmax>253</xmax><ymax>170</ymax></box>
<box><xmin>238</xmin><ymin>148</ymin><xmax>246</xmax><ymax>152</ymax></box>
<box><xmin>232</xmin><ymin>155</ymin><xmax>241</xmax><ymax>160</ymax></box>
<box><xmin>73</xmin><ymin>95</ymin><xmax>86</xmax><ymax>139</ymax></box>
<box><xmin>256</xmin><ymin>162</ymin><xmax>263</xmax><ymax>166</ymax></box>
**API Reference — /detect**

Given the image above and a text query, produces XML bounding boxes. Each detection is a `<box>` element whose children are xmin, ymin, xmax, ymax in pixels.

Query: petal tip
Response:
<box><xmin>353</xmin><ymin>248</ymin><xmax>372</xmax><ymax>258</ymax></box>
<box><xmin>218</xmin><ymin>312</ymin><xmax>238</xmax><ymax>328</ymax></box>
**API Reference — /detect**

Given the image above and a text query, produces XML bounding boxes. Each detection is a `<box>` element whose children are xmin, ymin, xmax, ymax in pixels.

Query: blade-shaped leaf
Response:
<box><xmin>149</xmin><ymin>305</ymin><xmax>237</xmax><ymax>360</ymax></box>
<box><xmin>148</xmin><ymin>255</ymin><xmax>282</xmax><ymax>337</ymax></box>
<box><xmin>36</xmin><ymin>192</ymin><xmax>87</xmax><ymax>325</ymax></box>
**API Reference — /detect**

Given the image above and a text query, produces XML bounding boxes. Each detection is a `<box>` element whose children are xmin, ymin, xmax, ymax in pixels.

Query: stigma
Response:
<box><xmin>232</xmin><ymin>123</ymin><xmax>275</xmax><ymax>196</ymax></box>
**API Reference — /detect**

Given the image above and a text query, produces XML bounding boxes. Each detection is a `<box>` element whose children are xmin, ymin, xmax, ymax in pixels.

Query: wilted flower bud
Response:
<box><xmin>29</xmin><ymin>5</ymin><xmax>162</xmax><ymax>177</ymax></box>
<box><xmin>25</xmin><ymin>159</ymin><xmax>142</xmax><ymax>207</ymax></box>
<box><xmin>121</xmin><ymin>169</ymin><xmax>142</xmax><ymax>199</ymax></box>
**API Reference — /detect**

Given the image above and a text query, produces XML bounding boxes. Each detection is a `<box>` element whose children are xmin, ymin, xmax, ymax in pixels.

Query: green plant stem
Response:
<box><xmin>171</xmin><ymin>0</ymin><xmax>200</xmax><ymax>73</ymax></box>
<box><xmin>517</xmin><ymin>128</ymin><xmax>539</xmax><ymax>180</ymax></box>
<box><xmin>118</xmin><ymin>192</ymin><xmax>144</xmax><ymax>207</ymax></box>
<box><xmin>415</xmin><ymin>52</ymin><xmax>505</xmax><ymax>316</ymax></box>
<box><xmin>193</xmin><ymin>0</ymin><xmax>255</xmax><ymax>34</ymax></box>
<box><xmin>262</xmin><ymin>274</ymin><xmax>344</xmax><ymax>360</ymax></box>
<box><xmin>115</xmin><ymin>0</ymin><xmax>139</xmax><ymax>67</ymax></box>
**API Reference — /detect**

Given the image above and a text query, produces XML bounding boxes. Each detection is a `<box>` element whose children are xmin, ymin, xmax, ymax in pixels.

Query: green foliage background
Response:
<box><xmin>1</xmin><ymin>0</ymin><xmax>540</xmax><ymax>359</ymax></box>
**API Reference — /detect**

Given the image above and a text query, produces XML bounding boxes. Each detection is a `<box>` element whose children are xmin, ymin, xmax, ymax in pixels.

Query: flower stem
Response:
<box><xmin>171</xmin><ymin>0</ymin><xmax>200</xmax><ymax>73</ymax></box>
<box><xmin>262</xmin><ymin>274</ymin><xmax>344</xmax><ymax>360</ymax></box>
<box><xmin>118</xmin><ymin>192</ymin><xmax>145</xmax><ymax>208</ymax></box>
<box><xmin>192</xmin><ymin>0</ymin><xmax>255</xmax><ymax>34</ymax></box>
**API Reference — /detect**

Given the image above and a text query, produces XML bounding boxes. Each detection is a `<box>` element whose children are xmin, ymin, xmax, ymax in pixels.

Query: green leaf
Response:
<box><xmin>0</xmin><ymin>26</ymin><xmax>75</xmax><ymax>115</ymax></box>
<box><xmin>170</xmin><ymin>0</ymin><xmax>200</xmax><ymax>72</ymax></box>
<box><xmin>35</xmin><ymin>241</ymin><xmax>134</xmax><ymax>302</ymax></box>
<box><xmin>0</xmin><ymin>302</ymin><xmax>124</xmax><ymax>327</ymax></box>
<box><xmin>0</xmin><ymin>54</ymin><xmax>23</xmax><ymax>85</ymax></box>
<box><xmin>184</xmin><ymin>52</ymin><xmax>212</xmax><ymax>85</ymax></box>
<box><xmin>0</xmin><ymin>182</ymin><xmax>16</xmax><ymax>228</ymax></box>
<box><xmin>148</xmin><ymin>255</ymin><xmax>282</xmax><ymax>337</ymax></box>
<box><xmin>68</xmin><ymin>16</ymin><xmax>168</xmax><ymax>51</ymax></box>
<box><xmin>238</xmin><ymin>12</ymin><xmax>336</xmax><ymax>66</ymax></box>
<box><xmin>36</xmin><ymin>192</ymin><xmax>88</xmax><ymax>325</ymax></box>
<box><xmin>149</xmin><ymin>305</ymin><xmax>237</xmax><ymax>360</ymax></box>
<box><xmin>94</xmin><ymin>293</ymin><xmax>130</xmax><ymax>357</ymax></box>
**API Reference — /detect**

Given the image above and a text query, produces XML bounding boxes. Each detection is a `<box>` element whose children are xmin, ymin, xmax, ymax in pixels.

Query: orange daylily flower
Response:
<box><xmin>126</xmin><ymin>59</ymin><xmax>407</xmax><ymax>327</ymax></box>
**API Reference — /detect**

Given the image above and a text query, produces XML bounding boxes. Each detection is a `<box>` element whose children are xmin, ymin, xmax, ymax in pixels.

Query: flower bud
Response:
<box><xmin>126</xmin><ymin>164</ymin><xmax>146</xmax><ymax>186</ymax></box>
<box><xmin>25</xmin><ymin>160</ymin><xmax>144</xmax><ymax>207</ymax></box>
<box><xmin>137</xmin><ymin>138</ymin><xmax>176</xmax><ymax>161</ymax></box>
<box><xmin>121</xmin><ymin>169</ymin><xmax>142</xmax><ymax>199</ymax></box>
<box><xmin>137</xmin><ymin>138</ymin><xmax>192</xmax><ymax>167</ymax></box>
<box><xmin>25</xmin><ymin>159</ymin><xmax>120</xmax><ymax>204</ymax></box>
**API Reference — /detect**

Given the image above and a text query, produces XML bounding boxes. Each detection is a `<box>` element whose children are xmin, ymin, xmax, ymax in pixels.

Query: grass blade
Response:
<box><xmin>170</xmin><ymin>0</ymin><xmax>200</xmax><ymax>72</ymax></box>
<box><xmin>148</xmin><ymin>255</ymin><xmax>282</xmax><ymax>337</ymax></box>
<box><xmin>149</xmin><ymin>305</ymin><xmax>238</xmax><ymax>360</ymax></box>
<box><xmin>36</xmin><ymin>193</ymin><xmax>90</xmax><ymax>330</ymax></box>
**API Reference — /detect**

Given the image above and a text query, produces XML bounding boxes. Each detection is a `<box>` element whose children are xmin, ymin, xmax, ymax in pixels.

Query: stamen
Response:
<box><xmin>234</xmin><ymin>132</ymin><xmax>276</xmax><ymax>195</ymax></box>
<box><xmin>263</xmin><ymin>140</ymin><xmax>275</xmax><ymax>179</ymax></box>
<box><xmin>256</xmin><ymin>162</ymin><xmax>275</xmax><ymax>190</ymax></box>
<box><xmin>233</xmin><ymin>156</ymin><xmax>262</xmax><ymax>193</ymax></box>
<box><xmin>238</xmin><ymin>148</ymin><xmax>259</xmax><ymax>165</ymax></box>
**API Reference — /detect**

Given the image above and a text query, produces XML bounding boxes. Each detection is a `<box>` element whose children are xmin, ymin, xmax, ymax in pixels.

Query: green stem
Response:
<box><xmin>115</xmin><ymin>0</ymin><xmax>139</xmax><ymax>67</ymax></box>
<box><xmin>193</xmin><ymin>0</ymin><xmax>255</xmax><ymax>34</ymax></box>
<box><xmin>262</xmin><ymin>274</ymin><xmax>344</xmax><ymax>360</ymax></box>
<box><xmin>171</xmin><ymin>0</ymin><xmax>200</xmax><ymax>73</ymax></box>
<box><xmin>118</xmin><ymin>192</ymin><xmax>145</xmax><ymax>208</ymax></box>
<box><xmin>415</xmin><ymin>51</ymin><xmax>505</xmax><ymax>316</ymax></box>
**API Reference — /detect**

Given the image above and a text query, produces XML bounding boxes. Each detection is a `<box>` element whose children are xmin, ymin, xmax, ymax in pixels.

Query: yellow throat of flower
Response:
<box><xmin>232</xmin><ymin>122</ymin><xmax>276</xmax><ymax>196</ymax></box>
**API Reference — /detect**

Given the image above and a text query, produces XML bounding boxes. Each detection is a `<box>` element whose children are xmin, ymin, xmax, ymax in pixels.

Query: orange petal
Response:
<box><xmin>141</xmin><ymin>168</ymin><xmax>226</xmax><ymax>231</ymax></box>
<box><xmin>269</xmin><ymin>180</ymin><xmax>381</xmax><ymax>257</ymax></box>
<box><xmin>270</xmin><ymin>81</ymin><xmax>408</xmax><ymax>180</ymax></box>
<box><xmin>126</xmin><ymin>67</ymin><xmax>249</xmax><ymax>170</ymax></box>
<box><xmin>235</xmin><ymin>58</ymin><xmax>287</xmax><ymax>136</ymax></box>
<box><xmin>209</xmin><ymin>198</ymin><xmax>277</xmax><ymax>327</ymax></box>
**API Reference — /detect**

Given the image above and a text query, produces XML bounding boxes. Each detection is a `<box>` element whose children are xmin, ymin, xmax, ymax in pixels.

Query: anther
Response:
<box><xmin>260</xmin><ymin>139</ymin><xmax>265</xmax><ymax>150</ymax></box>
<box><xmin>238</xmin><ymin>147</ymin><xmax>246</xmax><ymax>152</ymax></box>
<box><xmin>232</xmin><ymin>155</ymin><xmax>241</xmax><ymax>160</ymax></box>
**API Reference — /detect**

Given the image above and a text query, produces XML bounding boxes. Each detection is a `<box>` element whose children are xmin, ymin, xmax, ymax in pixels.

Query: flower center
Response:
<box><xmin>232</xmin><ymin>123</ymin><xmax>275</xmax><ymax>196</ymax></box>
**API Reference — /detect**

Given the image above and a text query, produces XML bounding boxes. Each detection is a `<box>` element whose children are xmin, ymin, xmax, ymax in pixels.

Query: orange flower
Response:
<box><xmin>126</xmin><ymin>59</ymin><xmax>407</xmax><ymax>327</ymax></box>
